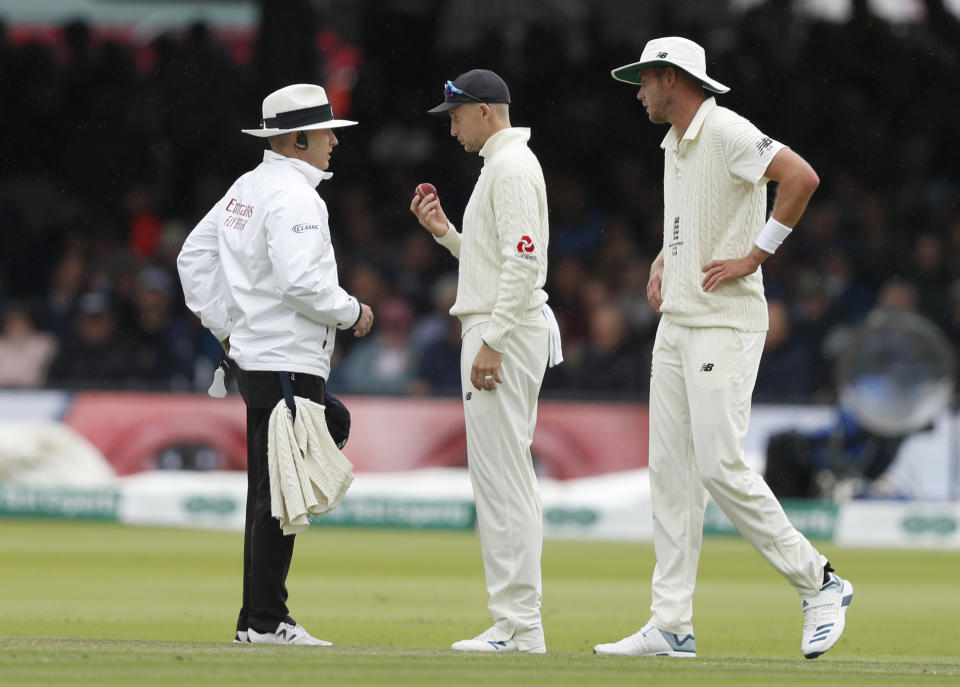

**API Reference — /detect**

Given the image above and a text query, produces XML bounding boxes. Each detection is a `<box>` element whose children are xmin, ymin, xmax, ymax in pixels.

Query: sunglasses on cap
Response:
<box><xmin>444</xmin><ymin>80</ymin><xmax>484</xmax><ymax>103</ymax></box>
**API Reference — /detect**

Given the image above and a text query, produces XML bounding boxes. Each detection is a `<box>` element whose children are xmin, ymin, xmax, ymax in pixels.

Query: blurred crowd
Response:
<box><xmin>0</xmin><ymin>0</ymin><xmax>958</xmax><ymax>402</ymax></box>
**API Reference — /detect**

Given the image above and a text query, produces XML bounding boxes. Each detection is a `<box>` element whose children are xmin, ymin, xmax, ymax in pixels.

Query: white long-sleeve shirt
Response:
<box><xmin>434</xmin><ymin>127</ymin><xmax>549</xmax><ymax>352</ymax></box>
<box><xmin>177</xmin><ymin>150</ymin><xmax>360</xmax><ymax>379</ymax></box>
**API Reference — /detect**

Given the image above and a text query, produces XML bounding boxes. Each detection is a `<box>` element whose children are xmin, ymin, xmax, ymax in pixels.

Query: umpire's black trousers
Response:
<box><xmin>234</xmin><ymin>366</ymin><xmax>326</xmax><ymax>634</ymax></box>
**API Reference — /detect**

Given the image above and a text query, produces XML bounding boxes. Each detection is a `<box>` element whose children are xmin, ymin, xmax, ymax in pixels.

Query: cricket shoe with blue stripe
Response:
<box><xmin>593</xmin><ymin>621</ymin><xmax>696</xmax><ymax>657</ymax></box>
<box><xmin>801</xmin><ymin>572</ymin><xmax>853</xmax><ymax>658</ymax></box>
<box><xmin>451</xmin><ymin>627</ymin><xmax>546</xmax><ymax>654</ymax></box>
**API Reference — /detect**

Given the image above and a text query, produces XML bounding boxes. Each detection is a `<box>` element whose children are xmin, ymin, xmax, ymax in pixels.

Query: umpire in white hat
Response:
<box><xmin>593</xmin><ymin>37</ymin><xmax>853</xmax><ymax>659</ymax></box>
<box><xmin>178</xmin><ymin>83</ymin><xmax>374</xmax><ymax>646</ymax></box>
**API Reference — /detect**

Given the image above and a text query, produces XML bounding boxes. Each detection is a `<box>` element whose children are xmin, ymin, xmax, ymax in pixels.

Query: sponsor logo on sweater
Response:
<box><xmin>756</xmin><ymin>136</ymin><xmax>775</xmax><ymax>156</ymax></box>
<box><xmin>516</xmin><ymin>235</ymin><xmax>538</xmax><ymax>261</ymax></box>
<box><xmin>292</xmin><ymin>223</ymin><xmax>320</xmax><ymax>233</ymax></box>
<box><xmin>669</xmin><ymin>216</ymin><xmax>683</xmax><ymax>255</ymax></box>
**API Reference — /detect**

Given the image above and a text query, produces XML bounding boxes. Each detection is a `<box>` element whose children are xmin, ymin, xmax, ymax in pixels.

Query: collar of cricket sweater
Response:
<box><xmin>660</xmin><ymin>96</ymin><xmax>716</xmax><ymax>153</ymax></box>
<box><xmin>479</xmin><ymin>127</ymin><xmax>531</xmax><ymax>160</ymax></box>
<box><xmin>262</xmin><ymin>149</ymin><xmax>333</xmax><ymax>187</ymax></box>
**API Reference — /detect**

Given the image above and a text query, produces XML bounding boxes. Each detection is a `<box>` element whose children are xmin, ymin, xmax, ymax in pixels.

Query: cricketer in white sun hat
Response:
<box><xmin>610</xmin><ymin>36</ymin><xmax>730</xmax><ymax>94</ymax></box>
<box><xmin>241</xmin><ymin>83</ymin><xmax>357</xmax><ymax>137</ymax></box>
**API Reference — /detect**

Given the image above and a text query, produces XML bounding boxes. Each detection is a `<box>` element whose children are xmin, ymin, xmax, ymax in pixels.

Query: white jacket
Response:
<box><xmin>177</xmin><ymin>150</ymin><xmax>360</xmax><ymax>379</ymax></box>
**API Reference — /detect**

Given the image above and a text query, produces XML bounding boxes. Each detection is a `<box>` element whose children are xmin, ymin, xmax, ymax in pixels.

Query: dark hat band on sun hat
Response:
<box><xmin>263</xmin><ymin>103</ymin><xmax>335</xmax><ymax>129</ymax></box>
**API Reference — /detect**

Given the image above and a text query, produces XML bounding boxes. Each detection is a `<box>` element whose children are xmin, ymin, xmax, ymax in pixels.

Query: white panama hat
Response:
<box><xmin>611</xmin><ymin>36</ymin><xmax>729</xmax><ymax>94</ymax></box>
<box><xmin>241</xmin><ymin>83</ymin><xmax>357</xmax><ymax>137</ymax></box>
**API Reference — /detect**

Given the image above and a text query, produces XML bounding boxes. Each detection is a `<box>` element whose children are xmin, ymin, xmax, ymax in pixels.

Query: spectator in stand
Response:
<box><xmin>410</xmin><ymin>315</ymin><xmax>462</xmax><ymax>396</ymax></box>
<box><xmin>43</xmin><ymin>249</ymin><xmax>87</xmax><ymax>338</ymax></box>
<box><xmin>616</xmin><ymin>258</ymin><xmax>660</xmax><ymax>343</ymax></box>
<box><xmin>571</xmin><ymin>303</ymin><xmax>649</xmax><ymax>396</ymax></box>
<box><xmin>754</xmin><ymin>299</ymin><xmax>816</xmax><ymax>402</ymax></box>
<box><xmin>0</xmin><ymin>302</ymin><xmax>58</xmax><ymax>388</ymax></box>
<box><xmin>907</xmin><ymin>233</ymin><xmax>951</xmax><ymax>326</ymax></box>
<box><xmin>410</xmin><ymin>272</ymin><xmax>459</xmax><ymax>353</ymax></box>
<box><xmin>128</xmin><ymin>266</ymin><xmax>198</xmax><ymax>390</ymax></box>
<box><xmin>408</xmin><ymin>274</ymin><xmax>463</xmax><ymax>396</ymax></box>
<box><xmin>791</xmin><ymin>273</ymin><xmax>841</xmax><ymax>401</ymax></box>
<box><xmin>549</xmin><ymin>174</ymin><xmax>607</xmax><ymax>258</ymax></box>
<box><xmin>337</xmin><ymin>297</ymin><xmax>416</xmax><ymax>394</ymax></box>
<box><xmin>46</xmin><ymin>292</ymin><xmax>136</xmax><ymax>389</ymax></box>
<box><xmin>947</xmin><ymin>215</ymin><xmax>960</xmax><ymax>272</ymax></box>
<box><xmin>821</xmin><ymin>249</ymin><xmax>874</xmax><ymax>325</ymax></box>
<box><xmin>545</xmin><ymin>257</ymin><xmax>590</xmax><ymax>346</ymax></box>
<box><xmin>345</xmin><ymin>262</ymin><xmax>390</xmax><ymax>317</ymax></box>
<box><xmin>395</xmin><ymin>230</ymin><xmax>446</xmax><ymax>313</ymax></box>
<box><xmin>945</xmin><ymin>278</ymin><xmax>960</xmax><ymax>344</ymax></box>
<box><xmin>125</xmin><ymin>182</ymin><xmax>164</xmax><ymax>259</ymax></box>
<box><xmin>874</xmin><ymin>278</ymin><xmax>919</xmax><ymax>313</ymax></box>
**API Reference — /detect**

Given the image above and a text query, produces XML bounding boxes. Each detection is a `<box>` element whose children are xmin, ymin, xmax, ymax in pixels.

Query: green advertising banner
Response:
<box><xmin>0</xmin><ymin>484</ymin><xmax>120</xmax><ymax>520</ymax></box>
<box><xmin>704</xmin><ymin>500</ymin><xmax>839</xmax><ymax>540</ymax></box>
<box><xmin>313</xmin><ymin>498</ymin><xmax>477</xmax><ymax>530</ymax></box>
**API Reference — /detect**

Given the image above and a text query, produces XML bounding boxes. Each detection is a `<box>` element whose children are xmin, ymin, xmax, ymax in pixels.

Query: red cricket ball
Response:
<box><xmin>415</xmin><ymin>182</ymin><xmax>438</xmax><ymax>199</ymax></box>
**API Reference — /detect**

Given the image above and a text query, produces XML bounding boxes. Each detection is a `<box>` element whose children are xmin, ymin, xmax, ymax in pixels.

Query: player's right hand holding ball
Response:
<box><xmin>410</xmin><ymin>182</ymin><xmax>449</xmax><ymax>238</ymax></box>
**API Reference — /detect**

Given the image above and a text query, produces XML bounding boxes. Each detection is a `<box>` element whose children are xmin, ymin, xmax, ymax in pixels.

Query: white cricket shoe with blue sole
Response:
<box><xmin>451</xmin><ymin>627</ymin><xmax>546</xmax><ymax>654</ymax></box>
<box><xmin>593</xmin><ymin>621</ymin><xmax>696</xmax><ymax>657</ymax></box>
<box><xmin>801</xmin><ymin>572</ymin><xmax>854</xmax><ymax>658</ymax></box>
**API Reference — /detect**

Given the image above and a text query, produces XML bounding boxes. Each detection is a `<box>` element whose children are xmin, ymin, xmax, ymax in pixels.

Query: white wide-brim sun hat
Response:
<box><xmin>241</xmin><ymin>83</ymin><xmax>357</xmax><ymax>137</ymax></box>
<box><xmin>611</xmin><ymin>36</ymin><xmax>729</xmax><ymax>94</ymax></box>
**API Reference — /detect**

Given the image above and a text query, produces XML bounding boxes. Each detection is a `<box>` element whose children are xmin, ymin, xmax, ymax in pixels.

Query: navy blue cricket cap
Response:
<box><xmin>427</xmin><ymin>69</ymin><xmax>511</xmax><ymax>116</ymax></box>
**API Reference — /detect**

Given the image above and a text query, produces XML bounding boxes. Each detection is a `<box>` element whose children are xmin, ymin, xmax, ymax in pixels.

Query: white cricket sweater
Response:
<box><xmin>435</xmin><ymin>127</ymin><xmax>549</xmax><ymax>351</ymax></box>
<box><xmin>659</xmin><ymin>97</ymin><xmax>784</xmax><ymax>332</ymax></box>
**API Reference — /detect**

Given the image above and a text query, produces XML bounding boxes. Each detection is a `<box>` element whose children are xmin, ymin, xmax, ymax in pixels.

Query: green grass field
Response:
<box><xmin>1</xmin><ymin>519</ymin><xmax>958</xmax><ymax>686</ymax></box>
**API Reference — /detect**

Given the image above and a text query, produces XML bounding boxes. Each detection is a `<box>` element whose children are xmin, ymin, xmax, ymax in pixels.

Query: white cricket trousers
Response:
<box><xmin>460</xmin><ymin>314</ymin><xmax>549</xmax><ymax>651</ymax></box>
<box><xmin>649</xmin><ymin>319</ymin><xmax>826</xmax><ymax>635</ymax></box>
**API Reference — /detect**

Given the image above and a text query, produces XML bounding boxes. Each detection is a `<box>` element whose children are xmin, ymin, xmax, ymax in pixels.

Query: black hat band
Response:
<box><xmin>262</xmin><ymin>103</ymin><xmax>334</xmax><ymax>129</ymax></box>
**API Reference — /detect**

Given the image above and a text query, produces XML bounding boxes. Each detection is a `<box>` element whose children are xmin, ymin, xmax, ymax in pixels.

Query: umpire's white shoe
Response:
<box><xmin>593</xmin><ymin>621</ymin><xmax>696</xmax><ymax>657</ymax></box>
<box><xmin>233</xmin><ymin>630</ymin><xmax>250</xmax><ymax>643</ymax></box>
<box><xmin>801</xmin><ymin>572</ymin><xmax>854</xmax><ymax>659</ymax></box>
<box><xmin>248</xmin><ymin>621</ymin><xmax>332</xmax><ymax>646</ymax></box>
<box><xmin>451</xmin><ymin>627</ymin><xmax>546</xmax><ymax>654</ymax></box>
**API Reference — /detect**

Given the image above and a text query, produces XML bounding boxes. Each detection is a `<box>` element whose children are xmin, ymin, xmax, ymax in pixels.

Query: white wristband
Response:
<box><xmin>755</xmin><ymin>217</ymin><xmax>793</xmax><ymax>254</ymax></box>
